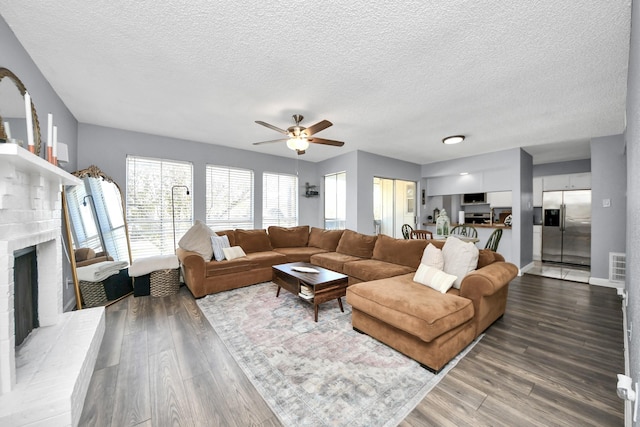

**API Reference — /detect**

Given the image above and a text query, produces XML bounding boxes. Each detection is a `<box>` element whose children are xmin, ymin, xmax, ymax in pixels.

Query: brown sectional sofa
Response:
<box><xmin>176</xmin><ymin>224</ymin><xmax>518</xmax><ymax>371</ymax></box>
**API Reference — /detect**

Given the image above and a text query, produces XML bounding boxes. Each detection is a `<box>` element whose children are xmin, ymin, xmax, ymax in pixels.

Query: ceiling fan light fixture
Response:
<box><xmin>286</xmin><ymin>137</ymin><xmax>309</xmax><ymax>151</ymax></box>
<box><xmin>442</xmin><ymin>135</ymin><xmax>465</xmax><ymax>145</ymax></box>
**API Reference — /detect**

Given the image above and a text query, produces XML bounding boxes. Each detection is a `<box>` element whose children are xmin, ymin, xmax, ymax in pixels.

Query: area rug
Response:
<box><xmin>197</xmin><ymin>281</ymin><xmax>482</xmax><ymax>427</ymax></box>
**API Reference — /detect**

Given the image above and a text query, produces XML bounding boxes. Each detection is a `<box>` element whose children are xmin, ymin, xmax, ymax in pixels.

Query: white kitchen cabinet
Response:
<box><xmin>533</xmin><ymin>177</ymin><xmax>543</xmax><ymax>206</ymax></box>
<box><xmin>542</xmin><ymin>173</ymin><xmax>591</xmax><ymax>191</ymax></box>
<box><xmin>533</xmin><ymin>225</ymin><xmax>542</xmax><ymax>261</ymax></box>
<box><xmin>487</xmin><ymin>191</ymin><xmax>512</xmax><ymax>208</ymax></box>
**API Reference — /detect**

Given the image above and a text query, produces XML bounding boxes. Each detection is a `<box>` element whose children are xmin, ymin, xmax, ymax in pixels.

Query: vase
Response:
<box><xmin>436</xmin><ymin>209</ymin><xmax>450</xmax><ymax>236</ymax></box>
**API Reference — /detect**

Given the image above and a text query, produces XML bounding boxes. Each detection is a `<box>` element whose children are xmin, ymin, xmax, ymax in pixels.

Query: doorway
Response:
<box><xmin>373</xmin><ymin>177</ymin><xmax>416</xmax><ymax>238</ymax></box>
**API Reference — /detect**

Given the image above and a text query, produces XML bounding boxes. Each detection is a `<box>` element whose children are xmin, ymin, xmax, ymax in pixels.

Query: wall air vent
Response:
<box><xmin>609</xmin><ymin>252</ymin><xmax>626</xmax><ymax>283</ymax></box>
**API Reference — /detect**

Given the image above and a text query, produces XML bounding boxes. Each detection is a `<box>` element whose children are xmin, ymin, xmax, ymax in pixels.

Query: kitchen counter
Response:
<box><xmin>422</xmin><ymin>223</ymin><xmax>511</xmax><ymax>229</ymax></box>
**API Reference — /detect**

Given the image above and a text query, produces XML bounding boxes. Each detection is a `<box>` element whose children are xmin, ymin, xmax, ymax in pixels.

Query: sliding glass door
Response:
<box><xmin>373</xmin><ymin>177</ymin><xmax>416</xmax><ymax>238</ymax></box>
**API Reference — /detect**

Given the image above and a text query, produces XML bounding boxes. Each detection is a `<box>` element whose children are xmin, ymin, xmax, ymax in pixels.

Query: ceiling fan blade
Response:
<box><xmin>252</xmin><ymin>138</ymin><xmax>289</xmax><ymax>145</ymax></box>
<box><xmin>307</xmin><ymin>137</ymin><xmax>345</xmax><ymax>147</ymax></box>
<box><xmin>302</xmin><ymin>120</ymin><xmax>332</xmax><ymax>136</ymax></box>
<box><xmin>255</xmin><ymin>121</ymin><xmax>289</xmax><ymax>135</ymax></box>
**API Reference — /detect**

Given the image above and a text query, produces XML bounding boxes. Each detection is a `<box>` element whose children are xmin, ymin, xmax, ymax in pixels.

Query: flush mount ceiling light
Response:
<box><xmin>460</xmin><ymin>172</ymin><xmax>469</xmax><ymax>176</ymax></box>
<box><xmin>442</xmin><ymin>135</ymin><xmax>465</xmax><ymax>145</ymax></box>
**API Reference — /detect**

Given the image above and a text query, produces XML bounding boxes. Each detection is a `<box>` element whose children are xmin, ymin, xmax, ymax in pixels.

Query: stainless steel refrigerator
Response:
<box><xmin>542</xmin><ymin>190</ymin><xmax>591</xmax><ymax>266</ymax></box>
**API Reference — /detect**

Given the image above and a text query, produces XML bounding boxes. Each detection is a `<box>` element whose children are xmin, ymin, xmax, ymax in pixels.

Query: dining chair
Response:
<box><xmin>484</xmin><ymin>228</ymin><xmax>503</xmax><ymax>251</ymax></box>
<box><xmin>401</xmin><ymin>224</ymin><xmax>414</xmax><ymax>239</ymax></box>
<box><xmin>410</xmin><ymin>229</ymin><xmax>433</xmax><ymax>239</ymax></box>
<box><xmin>449</xmin><ymin>225</ymin><xmax>478</xmax><ymax>238</ymax></box>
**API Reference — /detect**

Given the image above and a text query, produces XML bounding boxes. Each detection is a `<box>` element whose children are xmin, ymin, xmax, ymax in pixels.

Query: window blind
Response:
<box><xmin>126</xmin><ymin>156</ymin><xmax>193</xmax><ymax>260</ymax></box>
<box><xmin>262</xmin><ymin>172</ymin><xmax>298</xmax><ymax>228</ymax></box>
<box><xmin>324</xmin><ymin>171</ymin><xmax>346</xmax><ymax>230</ymax></box>
<box><xmin>206</xmin><ymin>165</ymin><xmax>254</xmax><ymax>230</ymax></box>
<box><xmin>87</xmin><ymin>178</ymin><xmax>129</xmax><ymax>262</ymax></box>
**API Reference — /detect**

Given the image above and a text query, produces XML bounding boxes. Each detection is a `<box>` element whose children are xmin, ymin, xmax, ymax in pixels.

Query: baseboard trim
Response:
<box><xmin>519</xmin><ymin>262</ymin><xmax>534</xmax><ymax>276</ymax></box>
<box><xmin>589</xmin><ymin>277</ymin><xmax>625</xmax><ymax>289</ymax></box>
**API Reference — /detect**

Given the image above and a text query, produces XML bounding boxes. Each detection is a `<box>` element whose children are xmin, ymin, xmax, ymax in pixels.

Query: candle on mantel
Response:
<box><xmin>47</xmin><ymin>113</ymin><xmax>53</xmax><ymax>162</ymax></box>
<box><xmin>24</xmin><ymin>92</ymin><xmax>35</xmax><ymax>153</ymax></box>
<box><xmin>3</xmin><ymin>121</ymin><xmax>11</xmax><ymax>141</ymax></box>
<box><xmin>53</xmin><ymin>125</ymin><xmax>58</xmax><ymax>165</ymax></box>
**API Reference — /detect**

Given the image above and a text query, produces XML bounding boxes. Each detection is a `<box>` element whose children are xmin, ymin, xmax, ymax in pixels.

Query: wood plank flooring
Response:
<box><xmin>79</xmin><ymin>274</ymin><xmax>624</xmax><ymax>426</ymax></box>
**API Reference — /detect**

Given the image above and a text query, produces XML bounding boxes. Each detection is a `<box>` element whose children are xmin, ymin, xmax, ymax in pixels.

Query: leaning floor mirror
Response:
<box><xmin>62</xmin><ymin>165</ymin><xmax>133</xmax><ymax>309</ymax></box>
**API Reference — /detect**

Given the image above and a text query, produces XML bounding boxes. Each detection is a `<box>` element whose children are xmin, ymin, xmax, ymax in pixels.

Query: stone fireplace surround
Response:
<box><xmin>0</xmin><ymin>144</ymin><xmax>105</xmax><ymax>426</ymax></box>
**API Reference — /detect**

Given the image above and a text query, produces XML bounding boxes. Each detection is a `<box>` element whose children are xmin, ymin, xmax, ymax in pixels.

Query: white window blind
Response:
<box><xmin>126</xmin><ymin>156</ymin><xmax>193</xmax><ymax>260</ymax></box>
<box><xmin>324</xmin><ymin>171</ymin><xmax>346</xmax><ymax>230</ymax></box>
<box><xmin>262</xmin><ymin>172</ymin><xmax>298</xmax><ymax>228</ymax></box>
<box><xmin>206</xmin><ymin>165</ymin><xmax>254</xmax><ymax>230</ymax></box>
<box><xmin>87</xmin><ymin>178</ymin><xmax>130</xmax><ymax>262</ymax></box>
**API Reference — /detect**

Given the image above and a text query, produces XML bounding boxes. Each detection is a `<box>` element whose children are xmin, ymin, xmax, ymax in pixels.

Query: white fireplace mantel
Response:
<box><xmin>0</xmin><ymin>144</ymin><xmax>81</xmax><ymax>188</ymax></box>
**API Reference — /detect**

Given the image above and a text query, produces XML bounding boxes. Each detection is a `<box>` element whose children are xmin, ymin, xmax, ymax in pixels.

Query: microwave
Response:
<box><xmin>462</xmin><ymin>192</ymin><xmax>487</xmax><ymax>204</ymax></box>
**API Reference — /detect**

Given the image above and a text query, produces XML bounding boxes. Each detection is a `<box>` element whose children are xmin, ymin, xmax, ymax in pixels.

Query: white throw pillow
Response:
<box><xmin>210</xmin><ymin>234</ymin><xmax>231</xmax><ymax>261</ymax></box>
<box><xmin>222</xmin><ymin>246</ymin><xmax>247</xmax><ymax>260</ymax></box>
<box><xmin>442</xmin><ymin>236</ymin><xmax>479</xmax><ymax>289</ymax></box>
<box><xmin>421</xmin><ymin>243</ymin><xmax>444</xmax><ymax>270</ymax></box>
<box><xmin>413</xmin><ymin>263</ymin><xmax>457</xmax><ymax>294</ymax></box>
<box><xmin>178</xmin><ymin>220</ymin><xmax>215</xmax><ymax>261</ymax></box>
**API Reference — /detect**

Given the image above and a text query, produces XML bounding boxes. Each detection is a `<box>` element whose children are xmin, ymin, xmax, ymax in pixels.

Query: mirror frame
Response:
<box><xmin>62</xmin><ymin>165</ymin><xmax>133</xmax><ymax>309</ymax></box>
<box><xmin>0</xmin><ymin>67</ymin><xmax>42</xmax><ymax>155</ymax></box>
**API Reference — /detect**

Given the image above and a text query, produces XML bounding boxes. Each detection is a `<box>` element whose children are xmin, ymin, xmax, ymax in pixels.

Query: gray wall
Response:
<box><xmin>77</xmin><ymin>124</ymin><xmax>321</xmax><ymax>229</ymax></box>
<box><xmin>626</xmin><ymin>0</ymin><xmax>640</xmax><ymax>422</ymax></box>
<box><xmin>590</xmin><ymin>135</ymin><xmax>627</xmax><ymax>280</ymax></box>
<box><xmin>517</xmin><ymin>149</ymin><xmax>534</xmax><ymax>267</ymax></box>
<box><xmin>1</xmin><ymin>15</ymin><xmax>80</xmax><ymax>311</ymax></box>
<box><xmin>316</xmin><ymin>151</ymin><xmax>359</xmax><ymax>230</ymax></box>
<box><xmin>532</xmin><ymin>159</ymin><xmax>591</xmax><ymax>177</ymax></box>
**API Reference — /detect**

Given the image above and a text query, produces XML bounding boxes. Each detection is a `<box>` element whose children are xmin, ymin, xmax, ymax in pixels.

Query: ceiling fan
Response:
<box><xmin>253</xmin><ymin>114</ymin><xmax>345</xmax><ymax>155</ymax></box>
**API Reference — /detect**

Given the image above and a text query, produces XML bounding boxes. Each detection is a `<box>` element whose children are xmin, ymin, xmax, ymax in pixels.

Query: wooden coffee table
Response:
<box><xmin>272</xmin><ymin>262</ymin><xmax>348</xmax><ymax>322</ymax></box>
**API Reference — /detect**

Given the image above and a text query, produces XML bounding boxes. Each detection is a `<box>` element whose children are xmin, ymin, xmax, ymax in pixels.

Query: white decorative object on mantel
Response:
<box><xmin>0</xmin><ymin>145</ymin><xmax>104</xmax><ymax>426</ymax></box>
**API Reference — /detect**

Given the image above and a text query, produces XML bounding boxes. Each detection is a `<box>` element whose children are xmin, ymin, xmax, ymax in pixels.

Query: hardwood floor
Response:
<box><xmin>79</xmin><ymin>274</ymin><xmax>624</xmax><ymax>426</ymax></box>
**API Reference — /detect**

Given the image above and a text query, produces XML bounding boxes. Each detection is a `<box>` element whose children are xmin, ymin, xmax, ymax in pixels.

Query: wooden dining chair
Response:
<box><xmin>410</xmin><ymin>229</ymin><xmax>433</xmax><ymax>240</ymax></box>
<box><xmin>484</xmin><ymin>228</ymin><xmax>503</xmax><ymax>252</ymax></box>
<box><xmin>449</xmin><ymin>225</ymin><xmax>478</xmax><ymax>238</ymax></box>
<box><xmin>401</xmin><ymin>224</ymin><xmax>414</xmax><ymax>239</ymax></box>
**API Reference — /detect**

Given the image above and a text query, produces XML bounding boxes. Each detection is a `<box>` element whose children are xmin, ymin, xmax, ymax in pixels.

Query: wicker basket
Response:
<box><xmin>79</xmin><ymin>280</ymin><xmax>108</xmax><ymax>307</ymax></box>
<box><xmin>150</xmin><ymin>268</ymin><xmax>180</xmax><ymax>297</ymax></box>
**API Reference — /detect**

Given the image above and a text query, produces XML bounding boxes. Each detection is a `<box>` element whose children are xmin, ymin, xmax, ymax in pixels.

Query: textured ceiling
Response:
<box><xmin>0</xmin><ymin>1</ymin><xmax>632</xmax><ymax>164</ymax></box>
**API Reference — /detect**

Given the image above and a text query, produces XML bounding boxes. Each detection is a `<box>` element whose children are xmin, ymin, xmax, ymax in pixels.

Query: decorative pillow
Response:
<box><xmin>268</xmin><ymin>225</ymin><xmax>310</xmax><ymax>248</ymax></box>
<box><xmin>75</xmin><ymin>247</ymin><xmax>96</xmax><ymax>262</ymax></box>
<box><xmin>178</xmin><ymin>220</ymin><xmax>215</xmax><ymax>261</ymax></box>
<box><xmin>421</xmin><ymin>243</ymin><xmax>444</xmax><ymax>270</ymax></box>
<box><xmin>210</xmin><ymin>234</ymin><xmax>230</xmax><ymax>261</ymax></box>
<box><xmin>308</xmin><ymin>227</ymin><xmax>345</xmax><ymax>251</ymax></box>
<box><xmin>442</xmin><ymin>236</ymin><xmax>479</xmax><ymax>289</ymax></box>
<box><xmin>222</xmin><ymin>246</ymin><xmax>246</xmax><ymax>260</ymax></box>
<box><xmin>336</xmin><ymin>229</ymin><xmax>377</xmax><ymax>258</ymax></box>
<box><xmin>234</xmin><ymin>229</ymin><xmax>273</xmax><ymax>253</ymax></box>
<box><xmin>413</xmin><ymin>263</ymin><xmax>457</xmax><ymax>294</ymax></box>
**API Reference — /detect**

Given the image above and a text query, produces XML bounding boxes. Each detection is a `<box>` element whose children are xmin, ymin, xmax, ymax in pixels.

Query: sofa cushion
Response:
<box><xmin>308</xmin><ymin>227</ymin><xmax>344</xmax><ymax>251</ymax></box>
<box><xmin>421</xmin><ymin>243</ymin><xmax>444</xmax><ymax>270</ymax></box>
<box><xmin>244</xmin><ymin>251</ymin><xmax>287</xmax><ymax>269</ymax></box>
<box><xmin>75</xmin><ymin>247</ymin><xmax>96</xmax><ymax>262</ymax></box>
<box><xmin>310</xmin><ymin>252</ymin><xmax>364</xmax><ymax>274</ymax></box>
<box><xmin>205</xmin><ymin>257</ymin><xmax>254</xmax><ymax>277</ymax></box>
<box><xmin>346</xmin><ymin>273</ymin><xmax>474</xmax><ymax>342</ymax></box>
<box><xmin>477</xmin><ymin>249</ymin><xmax>497</xmax><ymax>269</ymax></box>
<box><xmin>268</xmin><ymin>225</ymin><xmax>310</xmax><ymax>248</ymax></box>
<box><xmin>336</xmin><ymin>229</ymin><xmax>377</xmax><ymax>258</ymax></box>
<box><xmin>235</xmin><ymin>229</ymin><xmax>273</xmax><ymax>253</ymax></box>
<box><xmin>273</xmin><ymin>247</ymin><xmax>328</xmax><ymax>263</ymax></box>
<box><xmin>222</xmin><ymin>246</ymin><xmax>246</xmax><ymax>260</ymax></box>
<box><xmin>343</xmin><ymin>259</ymin><xmax>415</xmax><ymax>282</ymax></box>
<box><xmin>442</xmin><ymin>236</ymin><xmax>479</xmax><ymax>289</ymax></box>
<box><xmin>211</xmin><ymin>234</ymin><xmax>231</xmax><ymax>261</ymax></box>
<box><xmin>413</xmin><ymin>264</ymin><xmax>457</xmax><ymax>294</ymax></box>
<box><xmin>372</xmin><ymin>234</ymin><xmax>428</xmax><ymax>269</ymax></box>
<box><xmin>179</xmin><ymin>220</ymin><xmax>215</xmax><ymax>261</ymax></box>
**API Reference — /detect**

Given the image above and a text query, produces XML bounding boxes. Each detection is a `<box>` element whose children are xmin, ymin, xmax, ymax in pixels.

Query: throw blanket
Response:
<box><xmin>76</xmin><ymin>260</ymin><xmax>128</xmax><ymax>282</ymax></box>
<box><xmin>128</xmin><ymin>254</ymin><xmax>179</xmax><ymax>277</ymax></box>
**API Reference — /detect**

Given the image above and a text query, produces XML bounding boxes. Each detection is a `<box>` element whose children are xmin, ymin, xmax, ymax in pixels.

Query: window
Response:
<box><xmin>262</xmin><ymin>172</ymin><xmax>298</xmax><ymax>228</ymax></box>
<box><xmin>324</xmin><ymin>172</ymin><xmax>346</xmax><ymax>229</ymax></box>
<box><xmin>126</xmin><ymin>156</ymin><xmax>193</xmax><ymax>259</ymax></box>
<box><xmin>206</xmin><ymin>165</ymin><xmax>254</xmax><ymax>230</ymax></box>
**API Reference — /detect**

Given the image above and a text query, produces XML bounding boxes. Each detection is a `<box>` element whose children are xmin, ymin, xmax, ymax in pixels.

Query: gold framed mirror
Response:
<box><xmin>62</xmin><ymin>165</ymin><xmax>133</xmax><ymax>309</ymax></box>
<box><xmin>0</xmin><ymin>67</ymin><xmax>42</xmax><ymax>155</ymax></box>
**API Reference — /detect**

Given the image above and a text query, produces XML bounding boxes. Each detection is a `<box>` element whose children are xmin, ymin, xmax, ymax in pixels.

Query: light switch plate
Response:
<box><xmin>602</xmin><ymin>198</ymin><xmax>611</xmax><ymax>208</ymax></box>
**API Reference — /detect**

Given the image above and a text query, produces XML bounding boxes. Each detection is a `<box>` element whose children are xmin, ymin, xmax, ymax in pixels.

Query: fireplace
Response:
<box><xmin>0</xmin><ymin>145</ymin><xmax>105</xmax><ymax>426</ymax></box>
<box><xmin>13</xmin><ymin>246</ymin><xmax>38</xmax><ymax>346</ymax></box>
